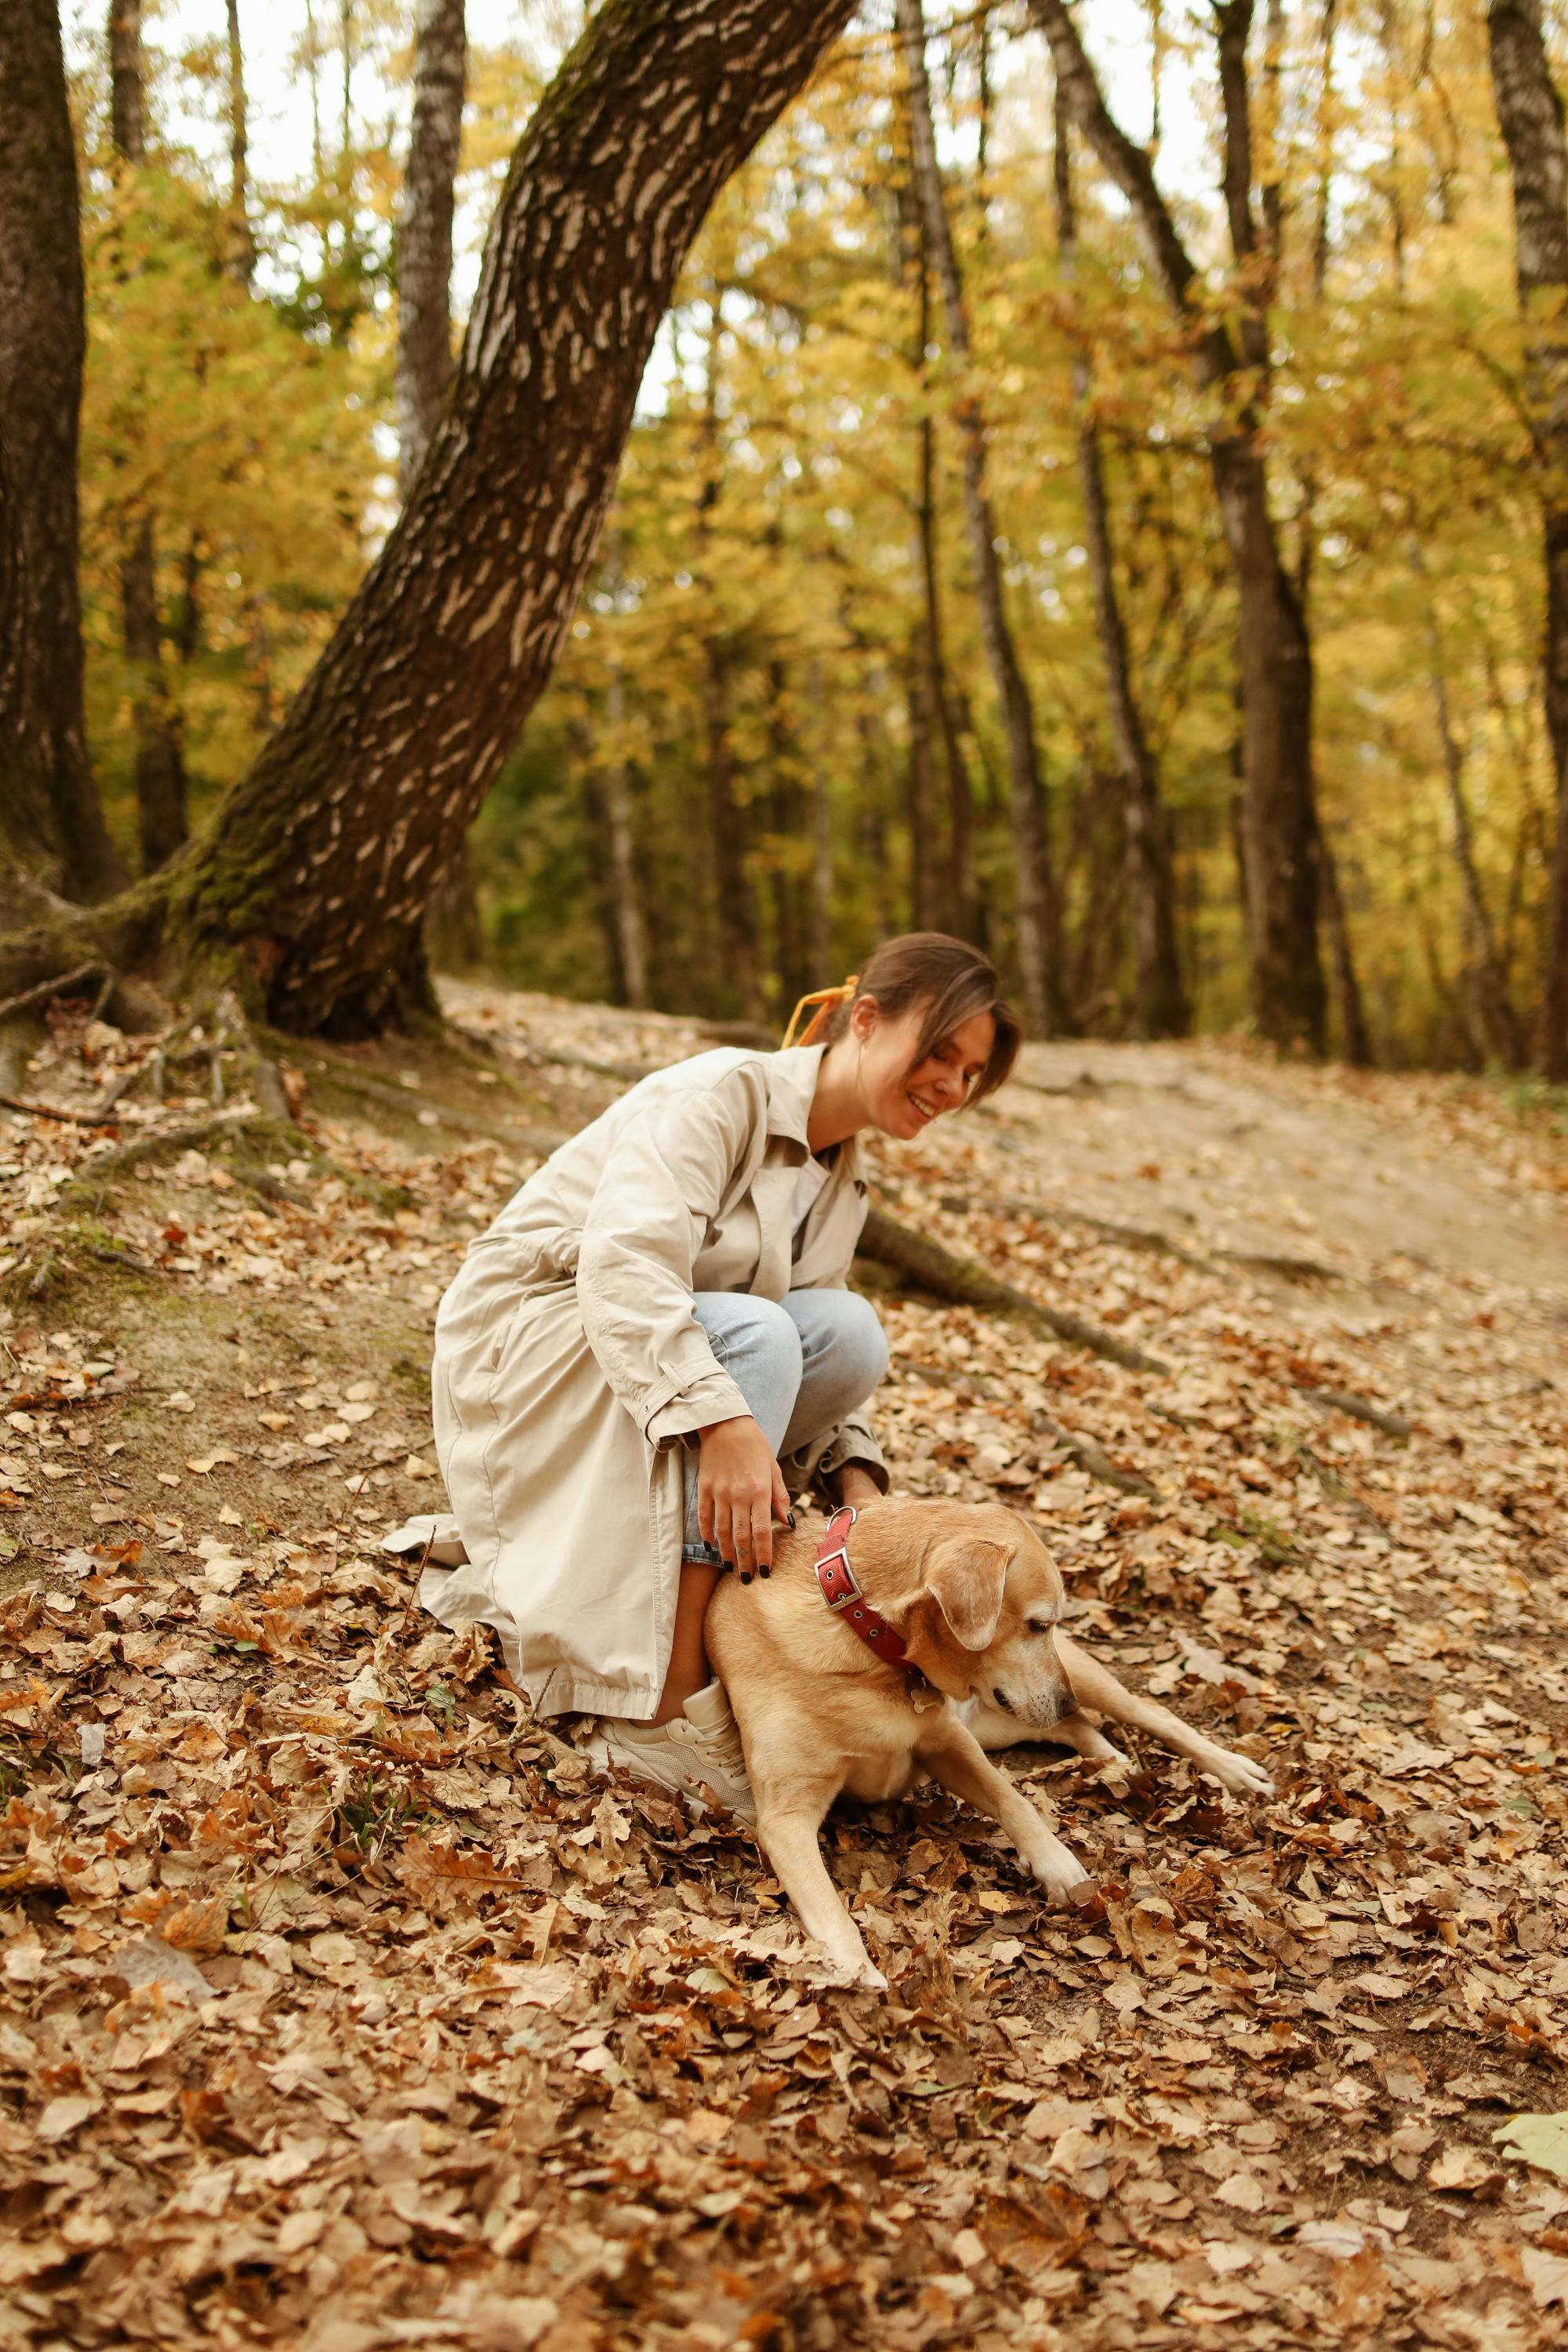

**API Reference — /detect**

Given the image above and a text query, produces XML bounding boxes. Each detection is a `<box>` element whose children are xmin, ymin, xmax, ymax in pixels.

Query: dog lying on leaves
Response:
<box><xmin>706</xmin><ymin>1497</ymin><xmax>1273</xmax><ymax>1988</ymax></box>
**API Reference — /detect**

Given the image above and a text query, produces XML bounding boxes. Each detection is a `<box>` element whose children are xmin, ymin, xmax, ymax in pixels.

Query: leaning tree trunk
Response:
<box><xmin>896</xmin><ymin>0</ymin><xmax>1061</xmax><ymax>1033</ymax></box>
<box><xmin>1032</xmin><ymin>0</ymin><xmax>1325</xmax><ymax>1053</ymax></box>
<box><xmin>126</xmin><ymin>0</ymin><xmax>857</xmax><ymax>1034</ymax></box>
<box><xmin>396</xmin><ymin>0</ymin><xmax>466</xmax><ymax>498</ymax></box>
<box><xmin>1486</xmin><ymin>0</ymin><xmax>1568</xmax><ymax>1079</ymax></box>
<box><xmin>110</xmin><ymin>0</ymin><xmax>189</xmax><ymax>873</ymax></box>
<box><xmin>0</xmin><ymin>0</ymin><xmax>125</xmax><ymax>906</ymax></box>
<box><xmin>1054</xmin><ymin>89</ymin><xmax>1186</xmax><ymax>1040</ymax></box>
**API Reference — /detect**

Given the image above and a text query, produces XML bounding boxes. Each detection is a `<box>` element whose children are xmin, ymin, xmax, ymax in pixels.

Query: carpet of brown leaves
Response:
<box><xmin>1</xmin><ymin>984</ymin><xmax>1566</xmax><ymax>2351</ymax></box>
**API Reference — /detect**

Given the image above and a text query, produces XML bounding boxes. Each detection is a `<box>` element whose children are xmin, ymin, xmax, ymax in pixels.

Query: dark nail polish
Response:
<box><xmin>760</xmin><ymin>1565</ymin><xmax>771</xmax><ymax>1579</ymax></box>
<box><xmin>786</xmin><ymin>1513</ymin><xmax>797</xmax><ymax>1530</ymax></box>
<box><xmin>739</xmin><ymin>1571</ymin><xmax>752</xmax><ymax>1584</ymax></box>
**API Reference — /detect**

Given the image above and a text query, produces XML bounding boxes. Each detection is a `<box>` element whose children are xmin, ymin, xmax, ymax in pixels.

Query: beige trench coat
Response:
<box><xmin>423</xmin><ymin>1044</ymin><xmax>886</xmax><ymax>1717</ymax></box>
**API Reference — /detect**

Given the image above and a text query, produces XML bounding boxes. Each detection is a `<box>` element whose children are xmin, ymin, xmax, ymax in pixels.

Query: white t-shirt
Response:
<box><xmin>791</xmin><ymin>1154</ymin><xmax>832</xmax><ymax>1242</ymax></box>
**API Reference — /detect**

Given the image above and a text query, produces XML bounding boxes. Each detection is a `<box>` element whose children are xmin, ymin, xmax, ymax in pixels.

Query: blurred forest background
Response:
<box><xmin>60</xmin><ymin>0</ymin><xmax>1566</xmax><ymax>1069</ymax></box>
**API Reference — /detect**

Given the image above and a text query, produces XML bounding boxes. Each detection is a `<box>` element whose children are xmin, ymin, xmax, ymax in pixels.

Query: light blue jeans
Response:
<box><xmin>681</xmin><ymin>1289</ymin><xmax>888</xmax><ymax>1563</ymax></box>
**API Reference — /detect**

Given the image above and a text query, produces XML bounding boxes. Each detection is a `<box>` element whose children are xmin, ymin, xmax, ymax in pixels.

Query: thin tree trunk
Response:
<box><xmin>697</xmin><ymin>303</ymin><xmax>762</xmax><ymax>1022</ymax></box>
<box><xmin>304</xmin><ymin>0</ymin><xmax>324</xmax><ymax>184</ymax></box>
<box><xmin>909</xmin><ymin>220</ymin><xmax>980</xmax><ymax>943</ymax></box>
<box><xmin>1315</xmin><ymin>826</ymin><xmax>1373</xmax><ymax>1065</ymax></box>
<box><xmin>109</xmin><ymin>0</ymin><xmax>189</xmax><ymax>876</ymax></box>
<box><xmin>897</xmin><ymin>0</ymin><xmax>1060</xmax><ymax>1030</ymax></box>
<box><xmin>603</xmin><ymin>664</ymin><xmax>648</xmax><ymax>1008</ymax></box>
<box><xmin>904</xmin><ymin>649</ymin><xmax>939</xmax><ymax>929</ymax></box>
<box><xmin>397</xmin><ymin>0</ymin><xmax>466</xmax><ymax>499</ymax></box>
<box><xmin>1486</xmin><ymin>0</ymin><xmax>1568</xmax><ymax>1078</ymax></box>
<box><xmin>340</xmin><ymin>0</ymin><xmax>354</xmax><ymax>160</ymax></box>
<box><xmin>225</xmin><ymin>0</ymin><xmax>256</xmax><ymax>282</ymax></box>
<box><xmin>1032</xmin><ymin>0</ymin><xmax>1326</xmax><ymax>1053</ymax></box>
<box><xmin>121</xmin><ymin>517</ymin><xmax>187</xmax><ymax>872</ymax></box>
<box><xmin>808</xmin><ymin>655</ymin><xmax>834</xmax><ymax>976</ymax></box>
<box><xmin>1054</xmin><ymin>89</ymin><xmax>1185</xmax><ymax>1039</ymax></box>
<box><xmin>1414</xmin><ymin>562</ymin><xmax>1519</xmax><ymax>1064</ymax></box>
<box><xmin>0</xmin><ymin>1</ymin><xmax>124</xmax><ymax>905</ymax></box>
<box><xmin>1294</xmin><ymin>0</ymin><xmax>1371</xmax><ymax>1063</ymax></box>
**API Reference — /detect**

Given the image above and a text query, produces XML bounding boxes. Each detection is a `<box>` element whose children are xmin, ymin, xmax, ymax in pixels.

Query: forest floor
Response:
<box><xmin>2</xmin><ymin>979</ymin><xmax>1567</xmax><ymax>2352</ymax></box>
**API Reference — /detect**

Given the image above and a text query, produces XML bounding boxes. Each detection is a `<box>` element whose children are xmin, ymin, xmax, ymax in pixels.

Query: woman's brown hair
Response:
<box><xmin>796</xmin><ymin>933</ymin><xmax>1020</xmax><ymax>1106</ymax></box>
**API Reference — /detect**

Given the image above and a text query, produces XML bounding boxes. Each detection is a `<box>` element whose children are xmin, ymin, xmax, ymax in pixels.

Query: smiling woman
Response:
<box><xmin>413</xmin><ymin>930</ymin><xmax>1019</xmax><ymax>1824</ymax></box>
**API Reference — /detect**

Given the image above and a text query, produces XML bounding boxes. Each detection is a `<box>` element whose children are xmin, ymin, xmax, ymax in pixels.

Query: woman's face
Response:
<box><xmin>851</xmin><ymin>999</ymin><xmax>996</xmax><ymax>1140</ymax></box>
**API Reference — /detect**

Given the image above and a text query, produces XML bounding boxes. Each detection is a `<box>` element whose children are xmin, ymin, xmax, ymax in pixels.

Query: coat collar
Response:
<box><xmin>764</xmin><ymin>1045</ymin><xmax>866</xmax><ymax>1190</ymax></box>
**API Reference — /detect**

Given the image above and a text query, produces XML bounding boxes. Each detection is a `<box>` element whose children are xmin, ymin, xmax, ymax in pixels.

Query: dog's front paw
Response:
<box><xmin>1207</xmin><ymin>1748</ymin><xmax>1275</xmax><ymax>1798</ymax></box>
<box><xmin>1031</xmin><ymin>1840</ymin><xmax>1093</xmax><ymax>1904</ymax></box>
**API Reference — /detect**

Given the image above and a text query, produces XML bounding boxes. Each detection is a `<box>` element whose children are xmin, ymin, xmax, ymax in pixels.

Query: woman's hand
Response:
<box><xmin>698</xmin><ymin>1414</ymin><xmax>793</xmax><ymax>1577</ymax></box>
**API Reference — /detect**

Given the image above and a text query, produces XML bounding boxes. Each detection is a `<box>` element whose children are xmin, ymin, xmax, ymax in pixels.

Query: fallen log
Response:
<box><xmin>857</xmin><ymin>1207</ymin><xmax>1171</xmax><ymax>1375</ymax></box>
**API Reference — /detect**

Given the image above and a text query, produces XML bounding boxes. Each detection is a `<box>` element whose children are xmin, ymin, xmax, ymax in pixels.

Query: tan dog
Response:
<box><xmin>705</xmin><ymin>1497</ymin><xmax>1273</xmax><ymax>1988</ymax></box>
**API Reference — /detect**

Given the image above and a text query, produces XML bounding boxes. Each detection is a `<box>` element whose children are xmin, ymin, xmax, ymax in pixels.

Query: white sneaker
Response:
<box><xmin>586</xmin><ymin>1682</ymin><xmax>757</xmax><ymax>1825</ymax></box>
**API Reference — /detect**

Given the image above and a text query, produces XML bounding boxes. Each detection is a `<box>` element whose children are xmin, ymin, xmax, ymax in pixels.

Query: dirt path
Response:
<box><xmin>1</xmin><ymin>987</ymin><xmax>1566</xmax><ymax>2352</ymax></box>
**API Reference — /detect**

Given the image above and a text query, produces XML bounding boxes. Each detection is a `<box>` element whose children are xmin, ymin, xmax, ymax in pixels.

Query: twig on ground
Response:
<box><xmin>0</xmin><ymin>1092</ymin><xmax>119</xmax><ymax>1130</ymax></box>
<box><xmin>858</xmin><ymin>1207</ymin><xmax>1171</xmax><ymax>1374</ymax></box>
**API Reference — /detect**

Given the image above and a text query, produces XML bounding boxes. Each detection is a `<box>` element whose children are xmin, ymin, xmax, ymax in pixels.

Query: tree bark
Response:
<box><xmin>1054</xmin><ymin>89</ymin><xmax>1185</xmax><ymax>1040</ymax></box>
<box><xmin>896</xmin><ymin>0</ymin><xmax>1060</xmax><ymax>1033</ymax></box>
<box><xmin>0</xmin><ymin>1</ymin><xmax>125</xmax><ymax>906</ymax></box>
<box><xmin>110</xmin><ymin>0</ymin><xmax>189</xmax><ymax>875</ymax></box>
<box><xmin>1031</xmin><ymin>0</ymin><xmax>1326</xmax><ymax>1053</ymax></box>
<box><xmin>1486</xmin><ymin>0</ymin><xmax>1568</xmax><ymax>1078</ymax></box>
<box><xmin>140</xmin><ymin>0</ymin><xmax>855</xmax><ymax>1035</ymax></box>
<box><xmin>396</xmin><ymin>0</ymin><xmax>466</xmax><ymax>500</ymax></box>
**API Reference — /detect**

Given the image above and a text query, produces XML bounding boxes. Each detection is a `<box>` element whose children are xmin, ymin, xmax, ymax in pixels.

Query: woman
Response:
<box><xmin>409</xmin><ymin>933</ymin><xmax>1020</xmax><ymax>1821</ymax></box>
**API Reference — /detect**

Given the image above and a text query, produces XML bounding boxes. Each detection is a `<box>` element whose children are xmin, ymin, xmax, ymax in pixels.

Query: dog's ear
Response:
<box><xmin>922</xmin><ymin>1533</ymin><xmax>1014</xmax><ymax>1651</ymax></box>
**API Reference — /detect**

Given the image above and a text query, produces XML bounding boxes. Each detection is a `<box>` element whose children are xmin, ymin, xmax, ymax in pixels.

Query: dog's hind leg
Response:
<box><xmin>914</xmin><ymin>1718</ymin><xmax>1091</xmax><ymax>1902</ymax></box>
<box><xmin>1054</xmin><ymin>1631</ymin><xmax>1275</xmax><ymax>1797</ymax></box>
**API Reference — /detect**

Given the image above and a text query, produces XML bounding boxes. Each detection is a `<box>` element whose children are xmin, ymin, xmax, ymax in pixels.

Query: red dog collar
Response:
<box><xmin>815</xmin><ymin>1504</ymin><xmax>910</xmax><ymax>1670</ymax></box>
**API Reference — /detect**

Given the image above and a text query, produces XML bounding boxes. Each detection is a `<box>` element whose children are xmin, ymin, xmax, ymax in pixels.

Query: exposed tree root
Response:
<box><xmin>1029</xmin><ymin>1409</ymin><xmax>1160</xmax><ymax>1497</ymax></box>
<box><xmin>858</xmin><ymin>1207</ymin><xmax>1171</xmax><ymax>1374</ymax></box>
<box><xmin>62</xmin><ymin>1111</ymin><xmax>263</xmax><ymax>1195</ymax></box>
<box><xmin>898</xmin><ymin>1355</ymin><xmax>1160</xmax><ymax>1497</ymax></box>
<box><xmin>1298</xmin><ymin>1385</ymin><xmax>1414</xmax><ymax>1441</ymax></box>
<box><xmin>0</xmin><ymin>963</ymin><xmax>112</xmax><ymax>1024</ymax></box>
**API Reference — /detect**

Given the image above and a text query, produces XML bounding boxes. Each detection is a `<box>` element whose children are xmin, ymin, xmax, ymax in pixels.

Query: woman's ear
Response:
<box><xmin>921</xmin><ymin>1534</ymin><xmax>1013</xmax><ymax>1650</ymax></box>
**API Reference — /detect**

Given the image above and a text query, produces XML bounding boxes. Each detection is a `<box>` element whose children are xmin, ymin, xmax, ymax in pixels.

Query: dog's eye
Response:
<box><xmin>1027</xmin><ymin>1619</ymin><xmax>1055</xmax><ymax>1637</ymax></box>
